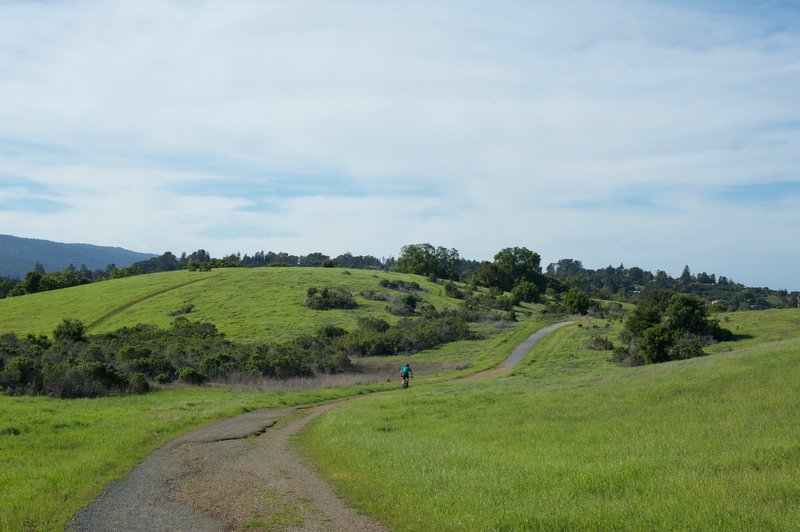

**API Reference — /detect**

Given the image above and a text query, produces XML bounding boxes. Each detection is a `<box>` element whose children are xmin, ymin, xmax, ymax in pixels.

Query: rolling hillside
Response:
<box><xmin>0</xmin><ymin>234</ymin><xmax>155</xmax><ymax>278</ymax></box>
<box><xmin>0</xmin><ymin>266</ymin><xmax>462</xmax><ymax>343</ymax></box>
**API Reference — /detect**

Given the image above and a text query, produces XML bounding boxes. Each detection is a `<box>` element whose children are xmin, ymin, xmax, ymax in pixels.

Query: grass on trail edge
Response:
<box><xmin>298</xmin><ymin>309</ymin><xmax>800</xmax><ymax>531</ymax></box>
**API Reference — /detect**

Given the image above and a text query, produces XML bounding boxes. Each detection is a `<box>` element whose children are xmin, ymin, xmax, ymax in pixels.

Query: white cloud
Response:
<box><xmin>1</xmin><ymin>0</ymin><xmax>799</xmax><ymax>288</ymax></box>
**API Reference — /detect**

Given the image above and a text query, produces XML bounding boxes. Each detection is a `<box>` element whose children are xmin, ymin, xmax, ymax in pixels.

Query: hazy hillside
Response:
<box><xmin>0</xmin><ymin>235</ymin><xmax>155</xmax><ymax>278</ymax></box>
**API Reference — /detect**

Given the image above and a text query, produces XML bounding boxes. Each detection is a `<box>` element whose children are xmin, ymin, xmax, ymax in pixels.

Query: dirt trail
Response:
<box><xmin>68</xmin><ymin>322</ymin><xmax>573</xmax><ymax>531</ymax></box>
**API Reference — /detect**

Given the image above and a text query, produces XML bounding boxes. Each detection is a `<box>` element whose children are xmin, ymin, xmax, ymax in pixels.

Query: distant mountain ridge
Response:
<box><xmin>0</xmin><ymin>235</ymin><xmax>156</xmax><ymax>278</ymax></box>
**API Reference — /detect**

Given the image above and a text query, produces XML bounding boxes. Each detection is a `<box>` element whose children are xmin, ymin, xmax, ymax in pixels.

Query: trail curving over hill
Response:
<box><xmin>86</xmin><ymin>274</ymin><xmax>217</xmax><ymax>331</ymax></box>
<box><xmin>68</xmin><ymin>321</ymin><xmax>573</xmax><ymax>531</ymax></box>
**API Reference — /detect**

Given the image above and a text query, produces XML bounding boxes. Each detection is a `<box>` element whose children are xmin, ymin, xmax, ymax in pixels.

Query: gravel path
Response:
<box><xmin>68</xmin><ymin>322</ymin><xmax>573</xmax><ymax>531</ymax></box>
<box><xmin>500</xmin><ymin>321</ymin><xmax>574</xmax><ymax>368</ymax></box>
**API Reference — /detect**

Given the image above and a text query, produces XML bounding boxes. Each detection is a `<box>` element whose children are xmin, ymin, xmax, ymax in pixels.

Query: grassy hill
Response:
<box><xmin>0</xmin><ymin>267</ymin><xmax>462</xmax><ymax>343</ymax></box>
<box><xmin>0</xmin><ymin>234</ymin><xmax>155</xmax><ymax>278</ymax></box>
<box><xmin>300</xmin><ymin>308</ymin><xmax>800</xmax><ymax>530</ymax></box>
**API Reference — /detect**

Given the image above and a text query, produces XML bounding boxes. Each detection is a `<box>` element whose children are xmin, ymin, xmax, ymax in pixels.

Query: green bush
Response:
<box><xmin>380</xmin><ymin>279</ymin><xmax>422</xmax><ymax>292</ymax></box>
<box><xmin>177</xmin><ymin>367</ymin><xmax>207</xmax><ymax>385</ymax></box>
<box><xmin>561</xmin><ymin>288</ymin><xmax>591</xmax><ymax>315</ymax></box>
<box><xmin>616</xmin><ymin>291</ymin><xmax>734</xmax><ymax>365</ymax></box>
<box><xmin>127</xmin><ymin>373</ymin><xmax>151</xmax><ymax>394</ymax></box>
<box><xmin>53</xmin><ymin>319</ymin><xmax>87</xmax><ymax>343</ymax></box>
<box><xmin>444</xmin><ymin>281</ymin><xmax>465</xmax><ymax>299</ymax></box>
<box><xmin>511</xmin><ymin>281</ymin><xmax>541</xmax><ymax>304</ymax></box>
<box><xmin>586</xmin><ymin>335</ymin><xmax>614</xmax><ymax>351</ymax></box>
<box><xmin>0</xmin><ymin>356</ymin><xmax>42</xmax><ymax>394</ymax></box>
<box><xmin>305</xmin><ymin>287</ymin><xmax>358</xmax><ymax>310</ymax></box>
<box><xmin>43</xmin><ymin>361</ymin><xmax>130</xmax><ymax>398</ymax></box>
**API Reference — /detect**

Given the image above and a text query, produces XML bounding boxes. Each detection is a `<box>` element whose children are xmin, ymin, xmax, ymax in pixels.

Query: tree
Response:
<box><xmin>472</xmin><ymin>247</ymin><xmax>546</xmax><ymax>293</ymax></box>
<box><xmin>618</xmin><ymin>291</ymin><xmax>732</xmax><ymax>365</ymax></box>
<box><xmin>561</xmin><ymin>288</ymin><xmax>591</xmax><ymax>315</ymax></box>
<box><xmin>469</xmin><ymin>261</ymin><xmax>503</xmax><ymax>290</ymax></box>
<box><xmin>679</xmin><ymin>265</ymin><xmax>693</xmax><ymax>285</ymax></box>
<box><xmin>392</xmin><ymin>244</ymin><xmax>460</xmax><ymax>280</ymax></box>
<box><xmin>9</xmin><ymin>271</ymin><xmax>43</xmax><ymax>296</ymax></box>
<box><xmin>299</xmin><ymin>252</ymin><xmax>330</xmax><ymax>267</ymax></box>
<box><xmin>546</xmin><ymin>259</ymin><xmax>584</xmax><ymax>277</ymax></box>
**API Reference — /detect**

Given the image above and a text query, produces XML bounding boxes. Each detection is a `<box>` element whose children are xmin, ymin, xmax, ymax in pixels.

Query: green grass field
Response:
<box><xmin>0</xmin><ymin>267</ymin><xmax>460</xmax><ymax>343</ymax></box>
<box><xmin>300</xmin><ymin>309</ymin><xmax>800</xmax><ymax>530</ymax></box>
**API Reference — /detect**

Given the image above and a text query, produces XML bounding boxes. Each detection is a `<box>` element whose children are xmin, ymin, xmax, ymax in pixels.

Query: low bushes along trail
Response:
<box><xmin>68</xmin><ymin>322</ymin><xmax>573</xmax><ymax>531</ymax></box>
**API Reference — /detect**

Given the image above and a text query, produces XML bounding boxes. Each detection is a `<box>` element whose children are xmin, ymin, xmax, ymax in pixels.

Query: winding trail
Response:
<box><xmin>68</xmin><ymin>321</ymin><xmax>573</xmax><ymax>531</ymax></box>
<box><xmin>86</xmin><ymin>274</ymin><xmax>217</xmax><ymax>331</ymax></box>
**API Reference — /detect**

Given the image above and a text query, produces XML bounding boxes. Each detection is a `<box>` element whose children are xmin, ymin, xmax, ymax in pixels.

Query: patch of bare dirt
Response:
<box><xmin>170</xmin><ymin>402</ymin><xmax>385</xmax><ymax>531</ymax></box>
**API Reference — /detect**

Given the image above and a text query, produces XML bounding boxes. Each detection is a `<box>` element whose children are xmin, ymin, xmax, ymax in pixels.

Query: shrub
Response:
<box><xmin>171</xmin><ymin>317</ymin><xmax>220</xmax><ymax>338</ymax></box>
<box><xmin>127</xmin><ymin>373</ymin><xmax>150</xmax><ymax>394</ymax></box>
<box><xmin>493</xmin><ymin>295</ymin><xmax>515</xmax><ymax>311</ymax></box>
<box><xmin>0</xmin><ymin>356</ymin><xmax>42</xmax><ymax>394</ymax></box>
<box><xmin>199</xmin><ymin>353</ymin><xmax>237</xmax><ymax>378</ymax></box>
<box><xmin>444</xmin><ymin>281</ymin><xmax>465</xmax><ymax>299</ymax></box>
<box><xmin>379</xmin><ymin>279</ymin><xmax>422</xmax><ymax>292</ymax></box>
<box><xmin>360</xmin><ymin>290</ymin><xmax>386</xmax><ymax>301</ymax></box>
<box><xmin>127</xmin><ymin>357</ymin><xmax>176</xmax><ymax>378</ymax></box>
<box><xmin>305</xmin><ymin>287</ymin><xmax>358</xmax><ymax>310</ymax></box>
<box><xmin>561</xmin><ymin>288</ymin><xmax>592</xmax><ymax>315</ymax></box>
<box><xmin>43</xmin><ymin>361</ymin><xmax>129</xmax><ymax>398</ymax></box>
<box><xmin>387</xmin><ymin>294</ymin><xmax>421</xmax><ymax>316</ymax></box>
<box><xmin>511</xmin><ymin>281</ymin><xmax>541</xmax><ymax>304</ymax></box>
<box><xmin>53</xmin><ymin>319</ymin><xmax>87</xmax><ymax>343</ymax></box>
<box><xmin>318</xmin><ymin>325</ymin><xmax>348</xmax><ymax>338</ymax></box>
<box><xmin>177</xmin><ymin>367</ymin><xmax>207</xmax><ymax>385</ymax></box>
<box><xmin>586</xmin><ymin>335</ymin><xmax>615</xmax><ymax>351</ymax></box>
<box><xmin>357</xmin><ymin>317</ymin><xmax>391</xmax><ymax>333</ymax></box>
<box><xmin>168</xmin><ymin>304</ymin><xmax>195</xmax><ymax>316</ymax></box>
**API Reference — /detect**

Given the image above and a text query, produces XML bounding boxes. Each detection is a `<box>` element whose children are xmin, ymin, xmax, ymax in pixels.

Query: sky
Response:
<box><xmin>1</xmin><ymin>1</ymin><xmax>799</xmax><ymax>290</ymax></box>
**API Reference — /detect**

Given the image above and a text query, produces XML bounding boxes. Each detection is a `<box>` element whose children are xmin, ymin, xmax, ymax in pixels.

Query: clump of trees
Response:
<box><xmin>468</xmin><ymin>247</ymin><xmax>548</xmax><ymax>305</ymax></box>
<box><xmin>546</xmin><ymin>259</ymin><xmax>799</xmax><ymax>310</ymax></box>
<box><xmin>613</xmin><ymin>290</ymin><xmax>734</xmax><ymax>366</ymax></box>
<box><xmin>392</xmin><ymin>244</ymin><xmax>462</xmax><ymax>280</ymax></box>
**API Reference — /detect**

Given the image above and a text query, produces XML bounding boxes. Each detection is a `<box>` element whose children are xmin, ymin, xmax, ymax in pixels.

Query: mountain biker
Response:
<box><xmin>400</xmin><ymin>363</ymin><xmax>413</xmax><ymax>388</ymax></box>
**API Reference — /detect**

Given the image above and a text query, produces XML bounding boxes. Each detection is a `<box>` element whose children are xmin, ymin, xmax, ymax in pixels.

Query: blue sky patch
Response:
<box><xmin>715</xmin><ymin>181</ymin><xmax>800</xmax><ymax>204</ymax></box>
<box><xmin>0</xmin><ymin>197</ymin><xmax>70</xmax><ymax>213</ymax></box>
